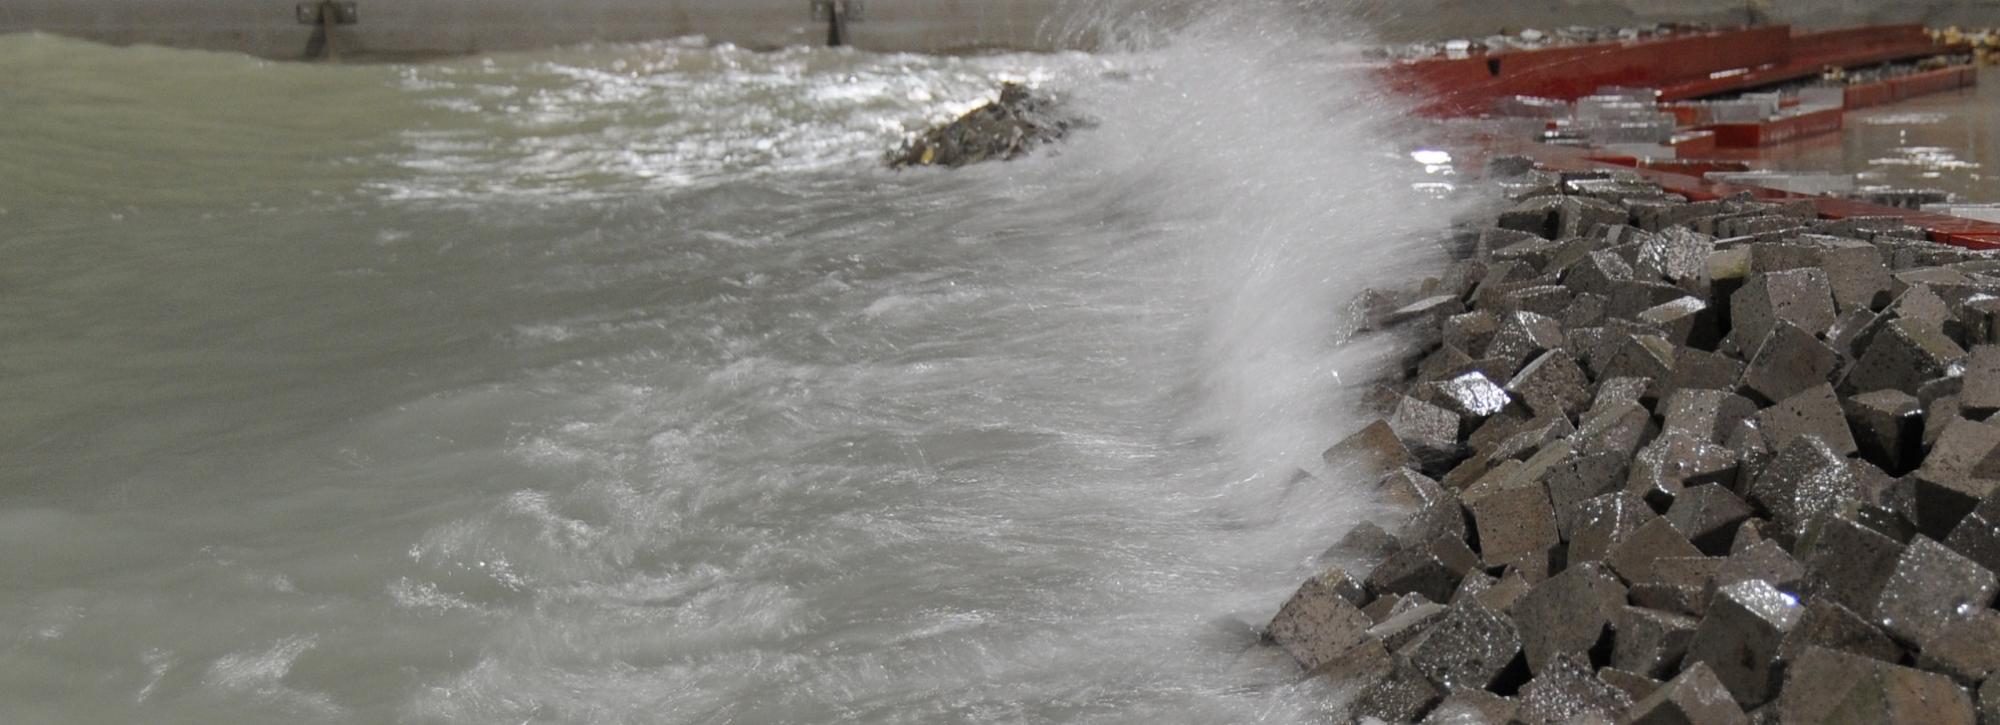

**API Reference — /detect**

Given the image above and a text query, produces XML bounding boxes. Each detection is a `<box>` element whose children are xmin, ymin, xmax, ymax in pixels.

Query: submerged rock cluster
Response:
<box><xmin>886</xmin><ymin>82</ymin><xmax>1082</xmax><ymax>169</ymax></box>
<box><xmin>1271</xmin><ymin>158</ymin><xmax>2000</xmax><ymax>723</ymax></box>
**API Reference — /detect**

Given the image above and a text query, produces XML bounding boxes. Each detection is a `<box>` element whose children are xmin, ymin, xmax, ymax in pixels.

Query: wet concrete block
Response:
<box><xmin>1325</xmin><ymin>521</ymin><xmax>1401</xmax><ymax>566</ymax></box>
<box><xmin>1666</xmin><ymin>347</ymin><xmax>1749</xmax><ymax>396</ymax></box>
<box><xmin>1982</xmin><ymin>679</ymin><xmax>2000</xmax><ymax>725</ymax></box>
<box><xmin>1563</xmin><ymin>492</ymin><xmax>1657</xmax><ymax>565</ymax></box>
<box><xmin>1507</xmin><ymin>561</ymin><xmax>1628</xmax><ymax>673</ymax></box>
<box><xmin>1495</xmin><ymin>237</ymin><xmax>1568</xmax><ymax>274</ymax></box>
<box><xmin>1363</xmin><ymin>594</ymin><xmax>1409</xmax><ymax>624</ymax></box>
<box><xmin>1396</xmin><ymin>496</ymin><xmax>1470</xmax><ymax>551</ymax></box>
<box><xmin>1666</xmin><ymin>484</ymin><xmax>1755</xmax><ymax>554</ymax></box>
<box><xmin>1739</xmin><ymin>321</ymin><xmax>1843</xmax><ymax>405</ymax></box>
<box><xmin>1467</xmin><ymin>482</ymin><xmax>1560</xmax><ymax>567</ymax></box>
<box><xmin>1515</xmin><ymin>653</ymin><xmax>1634</xmax><ymax>724</ymax></box>
<box><xmin>1578</xmin><ymin>398</ymin><xmax>1658</xmax><ymax>459</ymax></box>
<box><xmin>1487</xmin><ymin>311</ymin><xmax>1569</xmax><ymax>372</ymax></box>
<box><xmin>1420</xmin><ymin>371</ymin><xmax>1514</xmax><ymax>432</ymax></box>
<box><xmin>1505</xmin><ymin>349</ymin><xmax>1592</xmax><ymax>421</ymax></box>
<box><xmin>1374</xmin><ymin>468</ymin><xmax>1448</xmax><ymax>511</ymax></box>
<box><xmin>1944</xmin><ymin>488</ymin><xmax>2000</xmax><ymax>573</ymax></box>
<box><xmin>1368</xmin><ymin>532</ymin><xmax>1481</xmax><ymax>605</ymax></box>
<box><xmin>1651</xmin><ymin>556</ymin><xmax>1730</xmax><ymax>594</ymax></box>
<box><xmin>1400</xmin><ymin>602</ymin><xmax>1524</xmax><ymax>692</ymax></box>
<box><xmin>1915</xmin><ymin>608</ymin><xmax>2000</xmax><ymax>684</ymax></box>
<box><xmin>1661</xmin><ymin>389</ymin><xmax>1758</xmax><ymax>446</ymax></box>
<box><xmin>1592</xmin><ymin>376</ymin><xmax>1653</xmax><ymax>413</ymax></box>
<box><xmin>1778</xmin><ymin>600</ymin><xmax>1902</xmax><ymax>665</ymax></box>
<box><xmin>1609</xmin><ymin>517</ymin><xmax>1706</xmax><ymax>585</ymax></box>
<box><xmin>1961</xmin><ymin>346</ymin><xmax>2000</xmax><ymax>419</ymax></box>
<box><xmin>1713</xmin><ymin>539</ymin><xmax>1806</xmax><ymax>598</ymax></box>
<box><xmin>1485</xmin><ymin>416</ymin><xmax>1575</xmax><ymax>465</ymax></box>
<box><xmin>1630</xmin><ymin>582</ymin><xmax>1708</xmax><ymax>618</ymax></box>
<box><xmin>1268</xmin><ymin>568</ymin><xmax>1377</xmax><ymax>670</ymax></box>
<box><xmin>1390</xmin><ymin>396</ymin><xmax>1467</xmax><ymax>475</ymax></box>
<box><xmin>1612</xmin><ymin>605</ymin><xmax>1701</xmax><ymax>679</ymax></box>
<box><xmin>1546</xmin><ymin>450</ymin><xmax>1642</xmax><ymax>532</ymax></box>
<box><xmin>1627</xmin><ymin>661</ymin><xmax>1751</xmax><ymax>725</ymax></box>
<box><xmin>1627</xmin><ymin>434</ymin><xmax>1740</xmax><ymax>509</ymax></box>
<box><xmin>1780</xmin><ymin>646</ymin><xmax>1976</xmax><ymax>724</ymax></box>
<box><xmin>1684</xmin><ymin>579</ymin><xmax>1804</xmax><ymax>707</ymax></box>
<box><xmin>1637</xmin><ymin>295</ymin><xmax>1720</xmax><ymax>349</ymax></box>
<box><xmin>1441</xmin><ymin>312</ymin><xmax>1500</xmax><ymax>358</ymax></box>
<box><xmin>1754</xmin><ymin>383</ymin><xmax>1859</xmax><ymax>457</ymax></box>
<box><xmin>1418</xmin><ymin>689</ymin><xmax>1518</xmax><ymax>725</ymax></box>
<box><xmin>1799</xmin><ymin>515</ymin><xmax>1906</xmax><ymax>618</ymax></box>
<box><xmin>1347</xmin><ymin>652</ymin><xmax>1446</xmax><ymax>724</ymax></box>
<box><xmin>1506</xmin><ymin>284</ymin><xmax>1574</xmax><ymax>318</ymax></box>
<box><xmin>1637</xmin><ymin>226</ymin><xmax>1715</xmax><ymax>289</ymax></box>
<box><xmin>1963</xmin><ymin>297</ymin><xmax>2000</xmax><ymax>346</ymax></box>
<box><xmin>1368</xmin><ymin>598</ymin><xmax>1449</xmax><ymax>652</ymax></box>
<box><xmin>1386</xmin><ymin>295</ymin><xmax>1465</xmax><ymax>331</ymax></box>
<box><xmin>1598</xmin><ymin>667</ymin><xmax>1664</xmax><ymax>704</ymax></box>
<box><xmin>1730</xmin><ymin>268</ymin><xmax>1839</xmax><ymax>353</ymax></box>
<box><xmin>1463</xmin><ymin>408</ymin><xmax>1540</xmax><ymax>460</ymax></box>
<box><xmin>1323</xmin><ymin>420</ymin><xmax>1415</xmax><ymax>477</ymax></box>
<box><xmin>1845</xmin><ymin>318</ymin><xmax>1969</xmax><ymax>396</ymax></box>
<box><xmin>1910</xmin><ymin>471</ymin><xmax>2000</xmax><ymax>541</ymax></box>
<box><xmin>1845</xmin><ymin>389</ymin><xmax>1924</xmax><ymax>475</ymax></box>
<box><xmin>1563</xmin><ymin>292</ymin><xmax>1610</xmax><ymax>329</ymax></box>
<box><xmin>1565</xmin><ymin>249</ymin><xmax>1637</xmax><ymax>298</ymax></box>
<box><xmin>1749</xmin><ymin>436</ymin><xmax>1859</xmax><ymax>540</ymax></box>
<box><xmin>1874</xmin><ymin>536</ymin><xmax>1998</xmax><ymax>647</ymax></box>
<box><xmin>1499</xmin><ymin>195</ymin><xmax>1569</xmax><ymax>240</ymax></box>
<box><xmin>1596</xmin><ymin>333</ymin><xmax>1677</xmax><ymax>387</ymax></box>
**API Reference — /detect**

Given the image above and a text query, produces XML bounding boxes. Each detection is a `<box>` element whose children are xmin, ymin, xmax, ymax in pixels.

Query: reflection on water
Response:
<box><xmin>1762</xmin><ymin>67</ymin><xmax>1997</xmax><ymax>203</ymax></box>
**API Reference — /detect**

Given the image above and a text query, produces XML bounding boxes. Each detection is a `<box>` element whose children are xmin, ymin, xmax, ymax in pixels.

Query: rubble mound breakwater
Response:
<box><xmin>1271</xmin><ymin>158</ymin><xmax>2000</xmax><ymax>723</ymax></box>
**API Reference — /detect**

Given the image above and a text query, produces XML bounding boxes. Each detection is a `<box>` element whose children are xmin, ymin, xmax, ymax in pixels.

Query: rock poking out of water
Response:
<box><xmin>887</xmin><ymin>83</ymin><xmax>1082</xmax><ymax>169</ymax></box>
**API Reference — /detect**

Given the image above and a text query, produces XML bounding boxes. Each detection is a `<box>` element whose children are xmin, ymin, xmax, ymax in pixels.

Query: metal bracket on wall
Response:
<box><xmin>809</xmin><ymin>0</ymin><xmax>864</xmax><ymax>47</ymax></box>
<box><xmin>296</xmin><ymin>1</ymin><xmax>359</xmax><ymax>26</ymax></box>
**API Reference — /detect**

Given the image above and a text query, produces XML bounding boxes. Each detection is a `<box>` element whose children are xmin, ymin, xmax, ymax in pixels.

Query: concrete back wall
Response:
<box><xmin>5</xmin><ymin>0</ymin><xmax>2000</xmax><ymax>59</ymax></box>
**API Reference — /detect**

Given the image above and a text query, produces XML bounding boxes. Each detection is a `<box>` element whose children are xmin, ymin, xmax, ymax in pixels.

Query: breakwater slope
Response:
<box><xmin>0</xmin><ymin>6</ymin><xmax>1450</xmax><ymax>722</ymax></box>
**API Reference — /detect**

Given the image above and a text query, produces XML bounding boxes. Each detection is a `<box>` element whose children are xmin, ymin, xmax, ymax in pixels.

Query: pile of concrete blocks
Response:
<box><xmin>1268</xmin><ymin>157</ymin><xmax>2000</xmax><ymax>723</ymax></box>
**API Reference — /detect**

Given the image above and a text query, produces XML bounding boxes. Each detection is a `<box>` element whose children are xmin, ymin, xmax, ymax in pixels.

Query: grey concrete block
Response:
<box><xmin>1778</xmin><ymin>600</ymin><xmax>1902</xmax><ymax>665</ymax></box>
<box><xmin>1612</xmin><ymin>605</ymin><xmax>1701</xmax><ymax>679</ymax></box>
<box><xmin>1754</xmin><ymin>383</ymin><xmax>1860</xmax><ymax>457</ymax></box>
<box><xmin>1749</xmin><ymin>436</ymin><xmax>1859</xmax><ymax>540</ymax></box>
<box><xmin>1799</xmin><ymin>514</ymin><xmax>1906</xmax><ymax>617</ymax></box>
<box><xmin>1845</xmin><ymin>389</ymin><xmax>1924</xmax><ymax>475</ymax></box>
<box><xmin>1499</xmin><ymin>195</ymin><xmax>1569</xmax><ymax>240</ymax></box>
<box><xmin>1661</xmin><ymin>389</ymin><xmax>1758</xmax><ymax>446</ymax></box>
<box><xmin>1369</xmin><ymin>598</ymin><xmax>1449</xmax><ymax>652</ymax></box>
<box><xmin>1374</xmin><ymin>468</ymin><xmax>1448</xmax><ymax>511</ymax></box>
<box><xmin>1268</xmin><ymin>568</ymin><xmax>1376</xmax><ymax>669</ymax></box>
<box><xmin>1416</xmin><ymin>344</ymin><xmax>1477</xmax><ymax>384</ymax></box>
<box><xmin>1507</xmin><ymin>561</ymin><xmax>1627</xmax><ymax>673</ymax></box>
<box><xmin>1467</xmin><ymin>481</ymin><xmax>1560</xmax><ymax>567</ymax></box>
<box><xmin>1609</xmin><ymin>517</ymin><xmax>1706</xmax><ymax>584</ymax></box>
<box><xmin>1546</xmin><ymin>450</ymin><xmax>1642</xmax><ymax>532</ymax></box>
<box><xmin>1626</xmin><ymin>661</ymin><xmax>1751</xmax><ymax>725</ymax></box>
<box><xmin>1666</xmin><ymin>346</ymin><xmax>1749</xmax><ymax>396</ymax></box>
<box><xmin>1487</xmin><ymin>311</ymin><xmax>1569</xmax><ymax>372</ymax></box>
<box><xmin>1507</xmin><ymin>284</ymin><xmax>1575</xmax><ymax>318</ymax></box>
<box><xmin>1396</xmin><ymin>497</ymin><xmax>1470</xmax><ymax>551</ymax></box>
<box><xmin>1563</xmin><ymin>291</ymin><xmax>1610</xmax><ymax>329</ymax></box>
<box><xmin>1684</xmin><ymin>579</ymin><xmax>1804</xmax><ymax>708</ymax></box>
<box><xmin>1418</xmin><ymin>689</ymin><xmax>1518</xmax><ymax>725</ymax></box>
<box><xmin>1323</xmin><ymin>419</ymin><xmax>1415</xmax><ymax>477</ymax></box>
<box><xmin>1347</xmin><ymin>652</ymin><xmax>1446</xmax><ymax>724</ymax></box>
<box><xmin>1368</xmin><ymin>532</ymin><xmax>1481</xmax><ymax>605</ymax></box>
<box><xmin>1961</xmin><ymin>346</ymin><xmax>2000</xmax><ymax>418</ymax></box>
<box><xmin>1485</xmin><ymin>415</ymin><xmax>1575</xmax><ymax>465</ymax></box>
<box><xmin>1441</xmin><ymin>312</ymin><xmax>1500</xmax><ymax>359</ymax></box>
<box><xmin>1666</xmin><ymin>484</ymin><xmax>1755</xmax><ymax>554</ymax></box>
<box><xmin>1566</xmin><ymin>249</ymin><xmax>1636</xmax><ymax>298</ymax></box>
<box><xmin>1962</xmin><ymin>296</ymin><xmax>2000</xmax><ymax>346</ymax></box>
<box><xmin>1325</xmin><ymin>521</ymin><xmax>1401</xmax><ymax>566</ymax></box>
<box><xmin>1598</xmin><ymin>667</ymin><xmax>1664</xmax><ymax>704</ymax></box>
<box><xmin>1515</xmin><ymin>653</ymin><xmax>1633</xmax><ymax>725</ymax></box>
<box><xmin>1845</xmin><ymin>318</ymin><xmax>1968</xmax><ymax>396</ymax></box>
<box><xmin>1944</xmin><ymin>488</ymin><xmax>2000</xmax><ymax>574</ymax></box>
<box><xmin>1728</xmin><ymin>518</ymin><xmax>1771</xmax><ymax>555</ymax></box>
<box><xmin>1637</xmin><ymin>295</ymin><xmax>1720</xmax><ymax>349</ymax></box>
<box><xmin>1909</xmin><ymin>469</ymin><xmax>2000</xmax><ymax>541</ymax></box>
<box><xmin>1400</xmin><ymin>602</ymin><xmax>1524</xmax><ymax>692</ymax></box>
<box><xmin>1420</xmin><ymin>371</ymin><xmax>1514</xmax><ymax>430</ymax></box>
<box><xmin>1495</xmin><ymin>237</ymin><xmax>1568</xmax><ymax>274</ymax></box>
<box><xmin>1386</xmin><ymin>294</ymin><xmax>1465</xmax><ymax>329</ymax></box>
<box><xmin>1474</xmin><ymin>568</ymin><xmax>1531</xmax><ymax>612</ymax></box>
<box><xmin>1730</xmin><ymin>268</ymin><xmax>1839</xmax><ymax>353</ymax></box>
<box><xmin>1915</xmin><ymin>608</ymin><xmax>2000</xmax><ymax>684</ymax></box>
<box><xmin>1364</xmin><ymin>594</ymin><xmax>1410</xmax><ymax>625</ymax></box>
<box><xmin>1874</xmin><ymin>536</ymin><xmax>1999</xmax><ymax>648</ymax></box>
<box><xmin>1390</xmin><ymin>396</ymin><xmax>1466</xmax><ymax>474</ymax></box>
<box><xmin>1637</xmin><ymin>226</ymin><xmax>1715</xmax><ymax>289</ymax></box>
<box><xmin>1627</xmin><ymin>433</ymin><xmax>1740</xmax><ymax>509</ymax></box>
<box><xmin>1505</xmin><ymin>349</ymin><xmax>1592</xmax><ymax>421</ymax></box>
<box><xmin>1592</xmin><ymin>376</ymin><xmax>1653</xmax><ymax>413</ymax></box>
<box><xmin>1740</xmin><ymin>321</ymin><xmax>1843</xmax><ymax>405</ymax></box>
<box><xmin>1563</xmin><ymin>492</ymin><xmax>1657</xmax><ymax>565</ymax></box>
<box><xmin>1579</xmin><ymin>399</ymin><xmax>1658</xmax><ymax>459</ymax></box>
<box><xmin>1780</xmin><ymin>646</ymin><xmax>1976</xmax><ymax>724</ymax></box>
<box><xmin>1652</xmin><ymin>556</ymin><xmax>1730</xmax><ymax>593</ymax></box>
<box><xmin>1596</xmin><ymin>333</ymin><xmax>1677</xmax><ymax>387</ymax></box>
<box><xmin>1630</xmin><ymin>582</ymin><xmax>1708</xmax><ymax>618</ymax></box>
<box><xmin>1713</xmin><ymin>540</ymin><xmax>1806</xmax><ymax>596</ymax></box>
